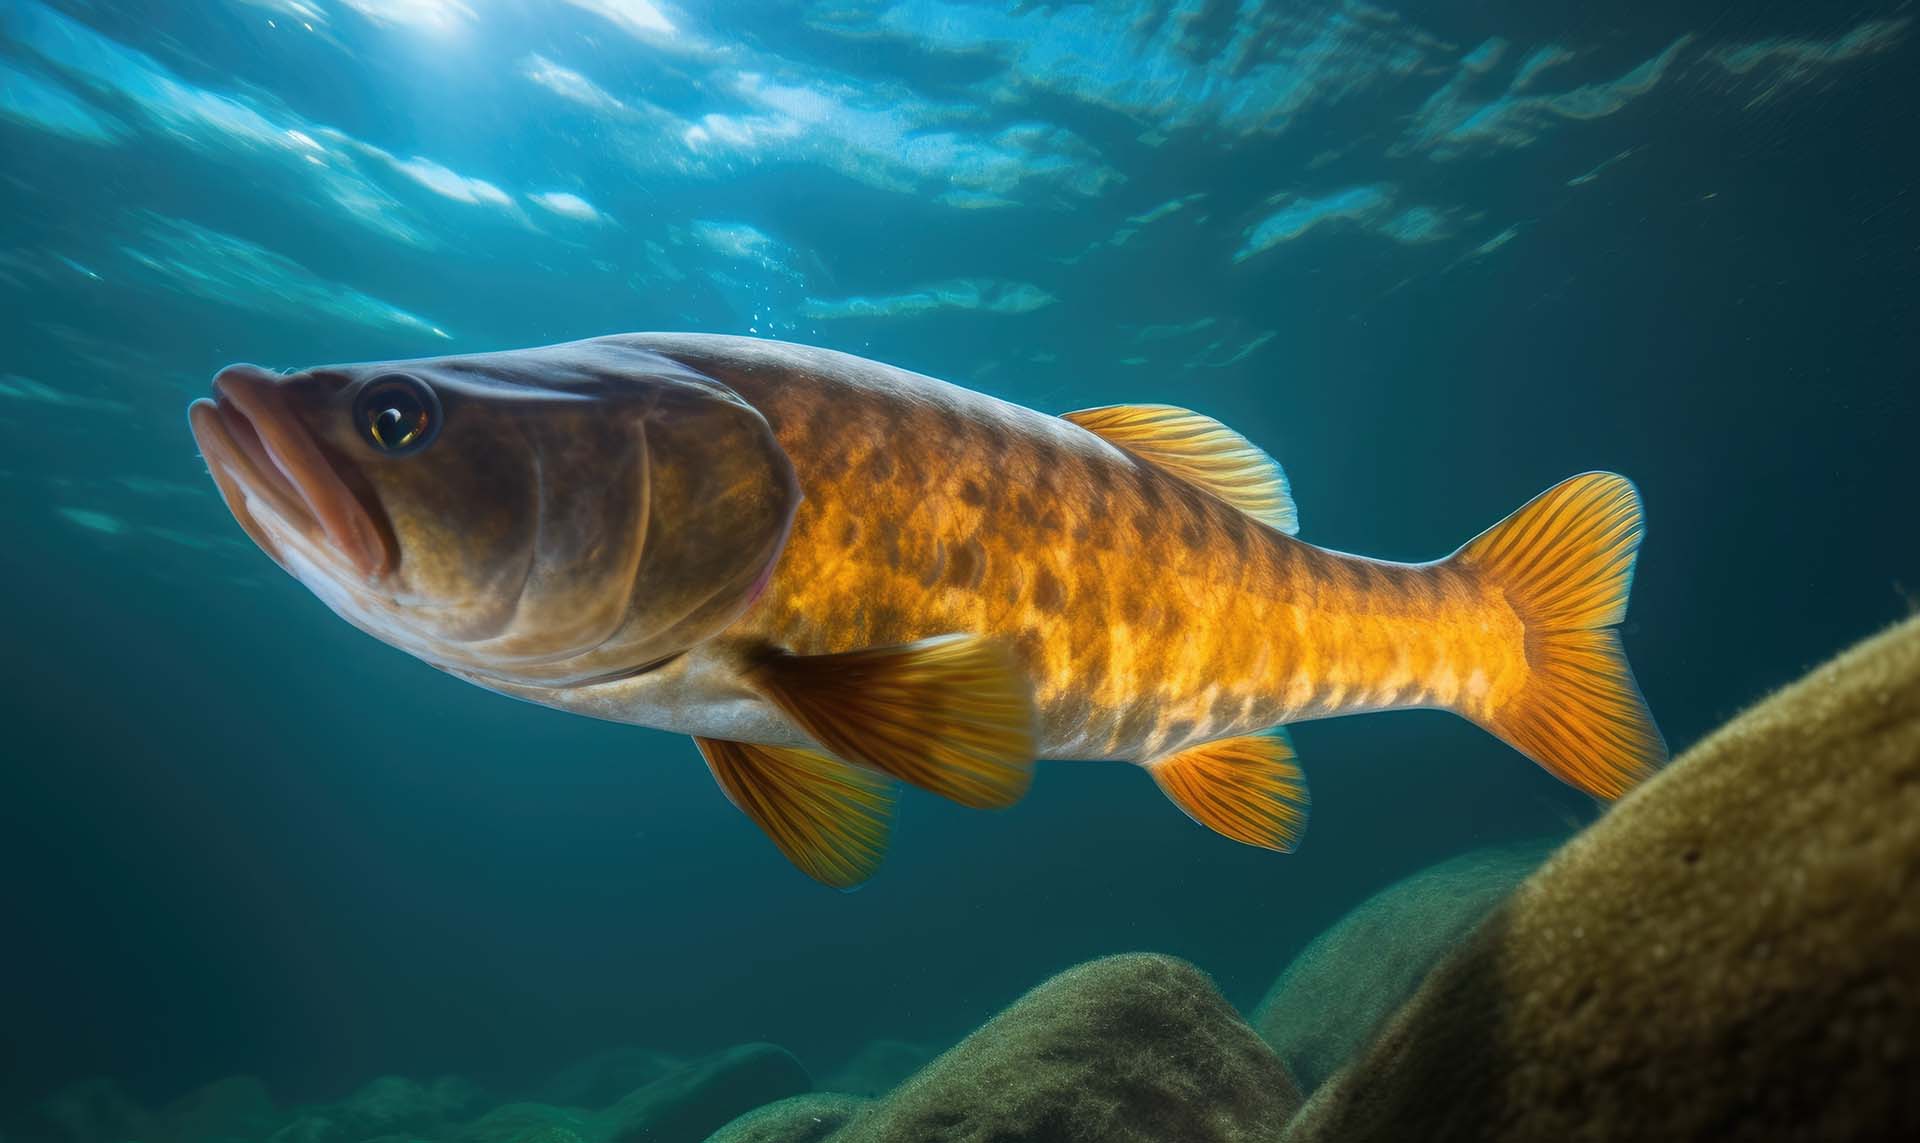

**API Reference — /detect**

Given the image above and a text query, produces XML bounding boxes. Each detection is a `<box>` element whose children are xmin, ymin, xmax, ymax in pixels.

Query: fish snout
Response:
<box><xmin>190</xmin><ymin>363</ymin><xmax>392</xmax><ymax>579</ymax></box>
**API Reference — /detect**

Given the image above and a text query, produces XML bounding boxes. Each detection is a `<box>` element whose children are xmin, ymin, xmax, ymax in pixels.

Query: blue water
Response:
<box><xmin>2</xmin><ymin>0</ymin><xmax>1915</xmax><ymax>1117</ymax></box>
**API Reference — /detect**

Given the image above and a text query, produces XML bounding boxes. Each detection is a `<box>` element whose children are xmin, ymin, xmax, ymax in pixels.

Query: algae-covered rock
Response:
<box><xmin>265</xmin><ymin>1116</ymin><xmax>341</xmax><ymax>1143</ymax></box>
<box><xmin>703</xmin><ymin>1093</ymin><xmax>867</xmax><ymax>1143</ymax></box>
<box><xmin>820</xmin><ymin>1040</ymin><xmax>938</xmax><ymax>1097</ymax></box>
<box><xmin>1253</xmin><ymin>839</ymin><xmax>1555</xmax><ymax>1092</ymax></box>
<box><xmin>445</xmin><ymin>1101</ymin><xmax>591</xmax><ymax>1143</ymax></box>
<box><xmin>594</xmin><ymin>1044</ymin><xmax>810</xmax><ymax>1143</ymax></box>
<box><xmin>833</xmin><ymin>953</ymin><xmax>1300</xmax><ymax>1142</ymax></box>
<box><xmin>1289</xmin><ymin>615</ymin><xmax>1920</xmax><ymax>1142</ymax></box>
<box><xmin>37</xmin><ymin>1077</ymin><xmax>150</xmax><ymax>1143</ymax></box>
<box><xmin>535</xmin><ymin>1046</ymin><xmax>679</xmax><ymax>1110</ymax></box>
<box><xmin>342</xmin><ymin>1074</ymin><xmax>482</xmax><ymax>1135</ymax></box>
<box><xmin>157</xmin><ymin>1075</ymin><xmax>280</xmax><ymax>1143</ymax></box>
<box><xmin>255</xmin><ymin>1075</ymin><xmax>476</xmax><ymax>1143</ymax></box>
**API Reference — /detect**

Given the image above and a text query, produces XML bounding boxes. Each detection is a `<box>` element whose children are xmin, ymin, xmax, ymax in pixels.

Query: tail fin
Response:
<box><xmin>1451</xmin><ymin>472</ymin><xmax>1667</xmax><ymax>799</ymax></box>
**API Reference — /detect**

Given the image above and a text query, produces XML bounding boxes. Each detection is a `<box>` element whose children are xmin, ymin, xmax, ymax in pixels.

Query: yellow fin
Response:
<box><xmin>696</xmin><ymin>737</ymin><xmax>895</xmax><ymax>889</ymax></box>
<box><xmin>1062</xmin><ymin>403</ymin><xmax>1298</xmax><ymax>534</ymax></box>
<box><xmin>745</xmin><ymin>634</ymin><xmax>1037</xmax><ymax>810</ymax></box>
<box><xmin>1451</xmin><ymin>471</ymin><xmax>1667</xmax><ymax>799</ymax></box>
<box><xmin>1148</xmin><ymin>731</ymin><xmax>1309</xmax><ymax>852</ymax></box>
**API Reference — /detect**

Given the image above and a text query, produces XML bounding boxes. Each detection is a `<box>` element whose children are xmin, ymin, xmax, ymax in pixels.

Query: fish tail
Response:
<box><xmin>1448</xmin><ymin>472</ymin><xmax>1667</xmax><ymax>799</ymax></box>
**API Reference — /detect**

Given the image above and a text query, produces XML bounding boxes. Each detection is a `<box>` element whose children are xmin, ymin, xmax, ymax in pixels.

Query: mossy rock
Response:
<box><xmin>820</xmin><ymin>1040</ymin><xmax>938</xmax><ymax>1098</ymax></box>
<box><xmin>703</xmin><ymin>1093</ymin><xmax>867</xmax><ymax>1143</ymax></box>
<box><xmin>341</xmin><ymin>1075</ymin><xmax>482</xmax><ymax>1135</ymax></box>
<box><xmin>445</xmin><ymin>1101</ymin><xmax>591</xmax><ymax>1143</ymax></box>
<box><xmin>593</xmin><ymin>1044</ymin><xmax>810</xmax><ymax>1143</ymax></box>
<box><xmin>264</xmin><ymin>1116</ymin><xmax>341</xmax><ymax>1143</ymax></box>
<box><xmin>157</xmin><ymin>1075</ymin><xmax>280</xmax><ymax>1143</ymax></box>
<box><xmin>833</xmin><ymin>953</ymin><xmax>1300</xmax><ymax>1142</ymax></box>
<box><xmin>535</xmin><ymin>1046</ymin><xmax>680</xmax><ymax>1111</ymax></box>
<box><xmin>36</xmin><ymin>1077</ymin><xmax>150</xmax><ymax>1143</ymax></box>
<box><xmin>1288</xmin><ymin>615</ymin><xmax>1920</xmax><ymax>1142</ymax></box>
<box><xmin>1252</xmin><ymin>838</ymin><xmax>1555</xmax><ymax>1092</ymax></box>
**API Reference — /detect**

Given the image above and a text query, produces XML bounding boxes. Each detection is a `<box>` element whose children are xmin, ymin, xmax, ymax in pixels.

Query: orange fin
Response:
<box><xmin>1148</xmin><ymin>731</ymin><xmax>1310</xmax><ymax>852</ymax></box>
<box><xmin>696</xmin><ymin>737</ymin><xmax>895</xmax><ymax>889</ymax></box>
<box><xmin>1451</xmin><ymin>471</ymin><xmax>1667</xmax><ymax>799</ymax></box>
<box><xmin>1062</xmin><ymin>404</ymin><xmax>1298</xmax><ymax>534</ymax></box>
<box><xmin>744</xmin><ymin>634</ymin><xmax>1037</xmax><ymax>810</ymax></box>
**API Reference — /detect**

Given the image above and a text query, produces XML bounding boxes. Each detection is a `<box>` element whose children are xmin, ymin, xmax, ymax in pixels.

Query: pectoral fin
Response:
<box><xmin>696</xmin><ymin>737</ymin><xmax>896</xmax><ymax>889</ymax></box>
<box><xmin>1062</xmin><ymin>403</ymin><xmax>1297</xmax><ymax>534</ymax></box>
<box><xmin>1147</xmin><ymin>730</ymin><xmax>1310</xmax><ymax>852</ymax></box>
<box><xmin>743</xmin><ymin>634</ymin><xmax>1037</xmax><ymax>810</ymax></box>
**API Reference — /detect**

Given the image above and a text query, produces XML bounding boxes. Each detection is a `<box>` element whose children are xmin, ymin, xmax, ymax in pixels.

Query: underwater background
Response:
<box><xmin>1</xmin><ymin>0</ymin><xmax>1916</xmax><ymax>1130</ymax></box>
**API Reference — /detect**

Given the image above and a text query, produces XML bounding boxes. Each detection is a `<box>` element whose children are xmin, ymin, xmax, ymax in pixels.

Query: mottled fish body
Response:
<box><xmin>189</xmin><ymin>334</ymin><xmax>1665</xmax><ymax>886</ymax></box>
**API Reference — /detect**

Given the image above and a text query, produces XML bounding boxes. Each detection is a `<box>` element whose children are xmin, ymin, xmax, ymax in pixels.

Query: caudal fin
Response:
<box><xmin>1451</xmin><ymin>472</ymin><xmax>1667</xmax><ymax>799</ymax></box>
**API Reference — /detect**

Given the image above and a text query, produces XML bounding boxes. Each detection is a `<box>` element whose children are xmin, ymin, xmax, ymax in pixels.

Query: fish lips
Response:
<box><xmin>189</xmin><ymin>364</ymin><xmax>391</xmax><ymax>579</ymax></box>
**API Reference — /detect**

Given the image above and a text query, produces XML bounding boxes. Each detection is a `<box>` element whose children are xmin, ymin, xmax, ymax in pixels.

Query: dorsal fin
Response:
<box><xmin>1062</xmin><ymin>404</ymin><xmax>1298</xmax><ymax>534</ymax></box>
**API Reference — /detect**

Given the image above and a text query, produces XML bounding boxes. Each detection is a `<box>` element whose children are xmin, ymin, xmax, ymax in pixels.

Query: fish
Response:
<box><xmin>187</xmin><ymin>334</ymin><xmax>1666</xmax><ymax>887</ymax></box>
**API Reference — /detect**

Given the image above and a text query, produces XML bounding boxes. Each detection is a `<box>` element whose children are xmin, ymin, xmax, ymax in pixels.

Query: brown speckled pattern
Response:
<box><xmin>624</xmin><ymin>335</ymin><xmax>1524</xmax><ymax>763</ymax></box>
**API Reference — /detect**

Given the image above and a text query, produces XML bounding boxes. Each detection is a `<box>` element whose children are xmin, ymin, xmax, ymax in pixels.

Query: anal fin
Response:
<box><xmin>696</xmin><ymin>737</ymin><xmax>895</xmax><ymax>889</ymax></box>
<box><xmin>744</xmin><ymin>634</ymin><xmax>1037</xmax><ymax>810</ymax></box>
<box><xmin>1148</xmin><ymin>731</ymin><xmax>1310</xmax><ymax>852</ymax></box>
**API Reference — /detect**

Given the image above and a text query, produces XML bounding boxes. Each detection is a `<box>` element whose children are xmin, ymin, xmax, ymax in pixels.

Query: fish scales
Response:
<box><xmin>637</xmin><ymin>335</ymin><xmax>1526</xmax><ymax>761</ymax></box>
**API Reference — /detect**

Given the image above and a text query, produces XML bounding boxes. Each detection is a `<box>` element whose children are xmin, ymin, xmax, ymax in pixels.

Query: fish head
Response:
<box><xmin>187</xmin><ymin>341</ymin><xmax>800</xmax><ymax>687</ymax></box>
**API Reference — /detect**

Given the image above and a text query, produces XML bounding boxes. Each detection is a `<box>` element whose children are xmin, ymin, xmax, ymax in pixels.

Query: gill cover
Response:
<box><xmin>272</xmin><ymin>340</ymin><xmax>800</xmax><ymax>687</ymax></box>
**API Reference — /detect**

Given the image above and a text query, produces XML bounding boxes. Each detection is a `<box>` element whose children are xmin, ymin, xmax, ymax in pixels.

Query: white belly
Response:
<box><xmin>456</xmin><ymin>645</ymin><xmax>813</xmax><ymax>746</ymax></box>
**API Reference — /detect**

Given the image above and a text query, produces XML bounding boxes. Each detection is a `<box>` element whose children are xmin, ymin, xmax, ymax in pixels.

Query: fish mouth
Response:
<box><xmin>189</xmin><ymin>365</ymin><xmax>392</xmax><ymax>579</ymax></box>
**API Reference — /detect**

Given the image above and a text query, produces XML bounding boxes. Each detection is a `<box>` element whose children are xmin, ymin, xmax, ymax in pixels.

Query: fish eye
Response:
<box><xmin>353</xmin><ymin>373</ymin><xmax>441</xmax><ymax>455</ymax></box>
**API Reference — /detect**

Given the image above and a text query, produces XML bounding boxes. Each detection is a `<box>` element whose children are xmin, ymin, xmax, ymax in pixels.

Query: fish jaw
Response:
<box><xmin>188</xmin><ymin>363</ymin><xmax>392</xmax><ymax>581</ymax></box>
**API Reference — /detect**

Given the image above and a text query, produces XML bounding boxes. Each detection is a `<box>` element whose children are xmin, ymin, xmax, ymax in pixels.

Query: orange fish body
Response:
<box><xmin>528</xmin><ymin>336</ymin><xmax>1662</xmax><ymax>852</ymax></box>
<box><xmin>668</xmin><ymin>339</ymin><xmax>1523</xmax><ymax>758</ymax></box>
<box><xmin>189</xmin><ymin>333</ymin><xmax>1664</xmax><ymax>886</ymax></box>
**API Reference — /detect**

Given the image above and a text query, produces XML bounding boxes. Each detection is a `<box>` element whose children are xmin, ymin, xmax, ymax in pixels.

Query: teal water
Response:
<box><xmin>2</xmin><ymin>0</ymin><xmax>1916</xmax><ymax>1118</ymax></box>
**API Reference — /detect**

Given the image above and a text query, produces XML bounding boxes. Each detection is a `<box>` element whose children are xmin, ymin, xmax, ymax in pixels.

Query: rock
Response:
<box><xmin>341</xmin><ymin>1074</ymin><xmax>482</xmax><ymax>1134</ymax></box>
<box><xmin>594</xmin><ymin>1044</ymin><xmax>811</xmax><ymax>1143</ymax></box>
<box><xmin>158</xmin><ymin>1075</ymin><xmax>280</xmax><ymax>1143</ymax></box>
<box><xmin>256</xmin><ymin>1074</ymin><xmax>479</xmax><ymax>1143</ymax></box>
<box><xmin>703</xmin><ymin>1093</ymin><xmax>868</xmax><ymax>1143</ymax></box>
<box><xmin>445</xmin><ymin>1101</ymin><xmax>591</xmax><ymax>1143</ymax></box>
<box><xmin>832</xmin><ymin>953</ymin><xmax>1300</xmax><ymax>1142</ymax></box>
<box><xmin>1288</xmin><ymin>616</ymin><xmax>1920</xmax><ymax>1142</ymax></box>
<box><xmin>1252</xmin><ymin>839</ymin><xmax>1555</xmax><ymax>1092</ymax></box>
<box><xmin>535</xmin><ymin>1046</ymin><xmax>679</xmax><ymax>1110</ymax></box>
<box><xmin>820</xmin><ymin>1040</ymin><xmax>938</xmax><ymax>1097</ymax></box>
<box><xmin>37</xmin><ymin>1078</ymin><xmax>150</xmax><ymax>1143</ymax></box>
<box><xmin>265</xmin><ymin>1116</ymin><xmax>341</xmax><ymax>1143</ymax></box>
